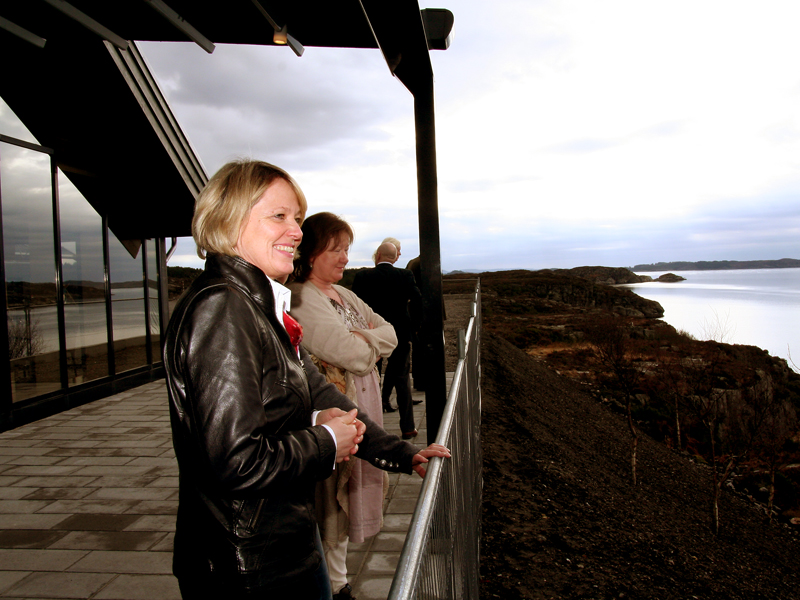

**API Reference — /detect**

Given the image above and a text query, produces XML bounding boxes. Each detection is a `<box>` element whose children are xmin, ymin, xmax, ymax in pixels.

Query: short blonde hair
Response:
<box><xmin>192</xmin><ymin>159</ymin><xmax>308</xmax><ymax>259</ymax></box>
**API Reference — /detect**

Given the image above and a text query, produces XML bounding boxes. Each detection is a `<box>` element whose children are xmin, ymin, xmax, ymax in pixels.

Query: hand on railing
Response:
<box><xmin>411</xmin><ymin>443</ymin><xmax>451</xmax><ymax>478</ymax></box>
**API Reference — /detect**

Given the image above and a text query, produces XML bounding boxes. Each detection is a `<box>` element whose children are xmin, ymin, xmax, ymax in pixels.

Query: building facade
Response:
<box><xmin>1</xmin><ymin>120</ymin><xmax>172</xmax><ymax>430</ymax></box>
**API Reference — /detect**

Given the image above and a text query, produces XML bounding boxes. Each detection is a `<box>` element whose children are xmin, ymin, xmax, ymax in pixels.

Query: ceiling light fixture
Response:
<box><xmin>273</xmin><ymin>25</ymin><xmax>287</xmax><ymax>45</ymax></box>
<box><xmin>250</xmin><ymin>0</ymin><xmax>304</xmax><ymax>57</ymax></box>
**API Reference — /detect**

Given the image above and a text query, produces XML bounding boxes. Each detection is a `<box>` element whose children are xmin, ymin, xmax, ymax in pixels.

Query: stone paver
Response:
<box><xmin>0</xmin><ymin>571</ymin><xmax>29</xmax><ymax>595</ymax></box>
<box><xmin>0</xmin><ymin>378</ymin><xmax>449</xmax><ymax>599</ymax></box>
<box><xmin>6</xmin><ymin>571</ymin><xmax>115</xmax><ymax>598</ymax></box>
<box><xmin>93</xmin><ymin>574</ymin><xmax>181</xmax><ymax>600</ymax></box>
<box><xmin>67</xmin><ymin>550</ymin><xmax>173</xmax><ymax>574</ymax></box>
<box><xmin>0</xmin><ymin>548</ymin><xmax>88</xmax><ymax>571</ymax></box>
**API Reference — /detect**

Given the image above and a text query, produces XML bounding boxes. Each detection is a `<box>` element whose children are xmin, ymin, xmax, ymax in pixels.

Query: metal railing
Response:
<box><xmin>389</xmin><ymin>280</ymin><xmax>482</xmax><ymax>600</ymax></box>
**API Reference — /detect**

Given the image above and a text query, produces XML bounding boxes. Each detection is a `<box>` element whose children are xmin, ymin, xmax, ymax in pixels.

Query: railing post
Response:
<box><xmin>414</xmin><ymin>76</ymin><xmax>447</xmax><ymax>445</ymax></box>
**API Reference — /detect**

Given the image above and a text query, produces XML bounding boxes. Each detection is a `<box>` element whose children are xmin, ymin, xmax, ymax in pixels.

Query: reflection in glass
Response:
<box><xmin>59</xmin><ymin>175</ymin><xmax>108</xmax><ymax>385</ymax></box>
<box><xmin>3</xmin><ymin>99</ymin><xmax>170</xmax><ymax>412</ymax></box>
<box><xmin>109</xmin><ymin>236</ymin><xmax>147</xmax><ymax>374</ymax></box>
<box><xmin>2</xmin><ymin>143</ymin><xmax>60</xmax><ymax>402</ymax></box>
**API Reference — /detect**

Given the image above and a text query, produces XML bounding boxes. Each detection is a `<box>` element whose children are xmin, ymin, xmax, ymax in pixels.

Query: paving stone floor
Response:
<box><xmin>0</xmin><ymin>376</ymin><xmax>449</xmax><ymax>599</ymax></box>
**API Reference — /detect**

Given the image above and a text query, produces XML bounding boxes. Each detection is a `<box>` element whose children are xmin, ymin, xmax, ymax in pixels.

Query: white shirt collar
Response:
<box><xmin>268</xmin><ymin>277</ymin><xmax>292</xmax><ymax>325</ymax></box>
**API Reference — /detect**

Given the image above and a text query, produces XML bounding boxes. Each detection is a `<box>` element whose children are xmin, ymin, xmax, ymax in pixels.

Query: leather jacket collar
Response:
<box><xmin>205</xmin><ymin>253</ymin><xmax>276</xmax><ymax>315</ymax></box>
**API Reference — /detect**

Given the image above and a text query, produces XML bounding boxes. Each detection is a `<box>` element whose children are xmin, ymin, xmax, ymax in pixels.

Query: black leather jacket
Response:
<box><xmin>164</xmin><ymin>253</ymin><xmax>418</xmax><ymax>591</ymax></box>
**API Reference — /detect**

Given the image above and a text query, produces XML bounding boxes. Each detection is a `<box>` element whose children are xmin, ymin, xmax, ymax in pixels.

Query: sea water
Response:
<box><xmin>619</xmin><ymin>268</ymin><xmax>800</xmax><ymax>371</ymax></box>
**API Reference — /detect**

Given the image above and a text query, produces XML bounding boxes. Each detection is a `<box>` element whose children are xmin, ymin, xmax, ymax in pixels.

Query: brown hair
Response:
<box><xmin>292</xmin><ymin>212</ymin><xmax>354</xmax><ymax>282</ymax></box>
<box><xmin>192</xmin><ymin>159</ymin><xmax>307</xmax><ymax>259</ymax></box>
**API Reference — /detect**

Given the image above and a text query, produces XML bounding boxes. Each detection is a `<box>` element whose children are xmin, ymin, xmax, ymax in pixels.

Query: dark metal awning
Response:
<box><xmin>0</xmin><ymin>0</ymin><xmax>453</xmax><ymax>240</ymax></box>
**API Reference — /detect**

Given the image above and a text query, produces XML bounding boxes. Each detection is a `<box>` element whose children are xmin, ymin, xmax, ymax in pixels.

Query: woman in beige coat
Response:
<box><xmin>288</xmin><ymin>212</ymin><xmax>447</xmax><ymax>600</ymax></box>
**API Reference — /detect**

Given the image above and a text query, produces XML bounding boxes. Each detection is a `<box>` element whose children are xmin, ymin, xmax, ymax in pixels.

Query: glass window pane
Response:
<box><xmin>2</xmin><ymin>143</ymin><xmax>60</xmax><ymax>402</ymax></box>
<box><xmin>146</xmin><ymin>240</ymin><xmax>161</xmax><ymax>364</ymax></box>
<box><xmin>59</xmin><ymin>174</ymin><xmax>108</xmax><ymax>385</ymax></box>
<box><xmin>109</xmin><ymin>236</ymin><xmax>147</xmax><ymax>373</ymax></box>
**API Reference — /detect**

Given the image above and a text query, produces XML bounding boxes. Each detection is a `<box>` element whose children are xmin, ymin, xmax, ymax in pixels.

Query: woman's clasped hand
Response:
<box><xmin>315</xmin><ymin>408</ymin><xmax>366</xmax><ymax>462</ymax></box>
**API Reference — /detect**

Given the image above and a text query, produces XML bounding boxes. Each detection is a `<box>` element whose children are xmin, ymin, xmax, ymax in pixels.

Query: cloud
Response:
<box><xmin>0</xmin><ymin>100</ymin><xmax>38</xmax><ymax>144</ymax></box>
<box><xmin>139</xmin><ymin>42</ymin><xmax>413</xmax><ymax>173</ymax></box>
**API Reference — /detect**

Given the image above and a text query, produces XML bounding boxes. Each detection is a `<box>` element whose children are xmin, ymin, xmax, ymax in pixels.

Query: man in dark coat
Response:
<box><xmin>352</xmin><ymin>241</ymin><xmax>423</xmax><ymax>438</ymax></box>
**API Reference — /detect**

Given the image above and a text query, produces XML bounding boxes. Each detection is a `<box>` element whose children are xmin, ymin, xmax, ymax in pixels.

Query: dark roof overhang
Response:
<box><xmin>0</xmin><ymin>0</ymin><xmax>453</xmax><ymax>240</ymax></box>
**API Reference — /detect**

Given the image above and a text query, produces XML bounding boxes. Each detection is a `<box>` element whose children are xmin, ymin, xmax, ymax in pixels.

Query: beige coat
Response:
<box><xmin>288</xmin><ymin>281</ymin><xmax>397</xmax><ymax>544</ymax></box>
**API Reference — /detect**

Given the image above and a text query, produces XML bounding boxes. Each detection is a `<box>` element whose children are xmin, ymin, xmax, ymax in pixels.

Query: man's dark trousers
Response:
<box><xmin>383</xmin><ymin>340</ymin><xmax>414</xmax><ymax>434</ymax></box>
<box><xmin>352</xmin><ymin>261</ymin><xmax>422</xmax><ymax>435</ymax></box>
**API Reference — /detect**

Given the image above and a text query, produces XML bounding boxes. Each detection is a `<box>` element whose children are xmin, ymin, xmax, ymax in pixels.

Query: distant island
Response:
<box><xmin>632</xmin><ymin>258</ymin><xmax>800</xmax><ymax>272</ymax></box>
<box><xmin>554</xmin><ymin>266</ymin><xmax>684</xmax><ymax>285</ymax></box>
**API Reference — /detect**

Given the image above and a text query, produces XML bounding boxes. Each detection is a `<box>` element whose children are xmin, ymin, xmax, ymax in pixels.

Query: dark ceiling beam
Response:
<box><xmin>359</xmin><ymin>0</ymin><xmax>432</xmax><ymax>96</ymax></box>
<box><xmin>0</xmin><ymin>16</ymin><xmax>46</xmax><ymax>48</ymax></box>
<box><xmin>142</xmin><ymin>0</ymin><xmax>215</xmax><ymax>54</ymax></box>
<box><xmin>42</xmin><ymin>0</ymin><xmax>129</xmax><ymax>49</ymax></box>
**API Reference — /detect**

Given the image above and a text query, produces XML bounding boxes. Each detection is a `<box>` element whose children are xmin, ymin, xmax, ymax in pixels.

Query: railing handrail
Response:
<box><xmin>388</xmin><ymin>279</ymin><xmax>482</xmax><ymax>600</ymax></box>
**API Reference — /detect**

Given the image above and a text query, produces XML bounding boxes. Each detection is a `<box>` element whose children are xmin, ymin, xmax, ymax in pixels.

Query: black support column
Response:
<box><xmin>414</xmin><ymin>77</ymin><xmax>446</xmax><ymax>444</ymax></box>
